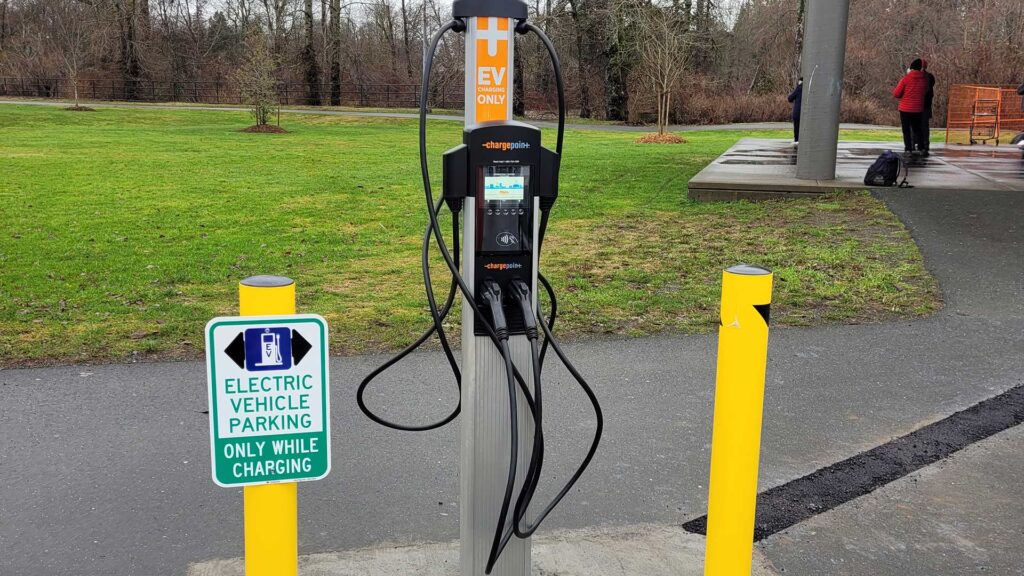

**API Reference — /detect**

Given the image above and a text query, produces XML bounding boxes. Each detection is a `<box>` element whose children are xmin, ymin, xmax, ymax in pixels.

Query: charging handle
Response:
<box><xmin>443</xmin><ymin>144</ymin><xmax>468</xmax><ymax>213</ymax></box>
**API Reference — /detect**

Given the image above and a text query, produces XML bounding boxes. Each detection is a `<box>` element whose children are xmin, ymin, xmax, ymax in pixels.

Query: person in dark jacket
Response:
<box><xmin>893</xmin><ymin>59</ymin><xmax>930</xmax><ymax>155</ymax></box>
<box><xmin>920</xmin><ymin>59</ymin><xmax>936</xmax><ymax>156</ymax></box>
<box><xmin>787</xmin><ymin>78</ymin><xmax>803</xmax><ymax>145</ymax></box>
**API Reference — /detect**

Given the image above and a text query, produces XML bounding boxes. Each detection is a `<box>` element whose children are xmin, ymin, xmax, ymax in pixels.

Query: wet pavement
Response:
<box><xmin>689</xmin><ymin>139</ymin><xmax>1024</xmax><ymax>200</ymax></box>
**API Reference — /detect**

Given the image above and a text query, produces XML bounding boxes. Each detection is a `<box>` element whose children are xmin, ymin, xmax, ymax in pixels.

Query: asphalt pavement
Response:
<box><xmin>0</xmin><ymin>186</ymin><xmax>1021</xmax><ymax>575</ymax></box>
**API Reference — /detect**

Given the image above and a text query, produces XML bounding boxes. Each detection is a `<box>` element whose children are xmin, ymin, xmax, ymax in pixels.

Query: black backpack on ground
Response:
<box><xmin>864</xmin><ymin>150</ymin><xmax>910</xmax><ymax>188</ymax></box>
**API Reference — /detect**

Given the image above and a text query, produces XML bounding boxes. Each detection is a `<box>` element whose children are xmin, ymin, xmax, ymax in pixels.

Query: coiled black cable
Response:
<box><xmin>518</xmin><ymin>18</ymin><xmax>565</xmax><ymax>369</ymax></box>
<box><xmin>509</xmin><ymin>281</ymin><xmax>603</xmax><ymax>538</ymax></box>
<box><xmin>355</xmin><ymin>207</ymin><xmax>461</xmax><ymax>431</ymax></box>
<box><xmin>415</xmin><ymin>21</ymin><xmax>530</xmax><ymax>572</ymax></box>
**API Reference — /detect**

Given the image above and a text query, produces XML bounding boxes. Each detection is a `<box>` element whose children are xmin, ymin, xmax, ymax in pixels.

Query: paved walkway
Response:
<box><xmin>760</xmin><ymin>425</ymin><xmax>1024</xmax><ymax>575</ymax></box>
<box><xmin>0</xmin><ymin>187</ymin><xmax>1020</xmax><ymax>575</ymax></box>
<box><xmin>0</xmin><ymin>98</ymin><xmax>897</xmax><ymax>133</ymax></box>
<box><xmin>689</xmin><ymin>138</ymin><xmax>1024</xmax><ymax>200</ymax></box>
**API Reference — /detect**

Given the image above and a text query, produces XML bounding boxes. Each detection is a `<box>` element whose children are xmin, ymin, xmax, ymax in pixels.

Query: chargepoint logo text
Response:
<box><xmin>484</xmin><ymin>262</ymin><xmax>524</xmax><ymax>271</ymax></box>
<box><xmin>483</xmin><ymin>141</ymin><xmax>531</xmax><ymax>152</ymax></box>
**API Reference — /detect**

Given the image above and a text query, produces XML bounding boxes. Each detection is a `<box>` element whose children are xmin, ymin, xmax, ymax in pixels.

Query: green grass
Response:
<box><xmin>0</xmin><ymin>105</ymin><xmax>939</xmax><ymax>366</ymax></box>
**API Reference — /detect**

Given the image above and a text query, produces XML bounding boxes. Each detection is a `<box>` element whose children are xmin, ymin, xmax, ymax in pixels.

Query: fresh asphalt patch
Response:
<box><xmin>683</xmin><ymin>383</ymin><xmax>1024</xmax><ymax>540</ymax></box>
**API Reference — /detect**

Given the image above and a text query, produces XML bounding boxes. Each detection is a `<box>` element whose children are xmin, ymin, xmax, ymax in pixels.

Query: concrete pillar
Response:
<box><xmin>795</xmin><ymin>0</ymin><xmax>851</xmax><ymax>181</ymax></box>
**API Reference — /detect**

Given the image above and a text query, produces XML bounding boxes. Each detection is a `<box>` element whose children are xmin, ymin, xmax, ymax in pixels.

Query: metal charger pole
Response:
<box><xmin>356</xmin><ymin>3</ymin><xmax>602</xmax><ymax>575</ymax></box>
<box><xmin>459</xmin><ymin>7</ymin><xmax>535</xmax><ymax>576</ymax></box>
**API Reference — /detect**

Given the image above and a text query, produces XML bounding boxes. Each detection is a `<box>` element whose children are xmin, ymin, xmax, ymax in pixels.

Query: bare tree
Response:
<box><xmin>103</xmin><ymin>0</ymin><xmax>149</xmax><ymax>100</ymax></box>
<box><xmin>399</xmin><ymin>0</ymin><xmax>413</xmax><ymax>81</ymax></box>
<box><xmin>1</xmin><ymin>0</ymin><xmax>9</xmax><ymax>44</ymax></box>
<box><xmin>566</xmin><ymin>0</ymin><xmax>592</xmax><ymax>117</ymax></box>
<box><xmin>329</xmin><ymin>0</ymin><xmax>341</xmax><ymax>104</ymax></box>
<box><xmin>50</xmin><ymin>2</ymin><xmax>104</xmax><ymax>106</ymax></box>
<box><xmin>793</xmin><ymin>0</ymin><xmax>804</xmax><ymax>81</ymax></box>
<box><xmin>260</xmin><ymin>0</ymin><xmax>288</xmax><ymax>52</ymax></box>
<box><xmin>302</xmin><ymin>0</ymin><xmax>321</xmax><ymax>104</ymax></box>
<box><xmin>632</xmin><ymin>0</ymin><xmax>692</xmax><ymax>135</ymax></box>
<box><xmin>235</xmin><ymin>29</ymin><xmax>278</xmax><ymax>125</ymax></box>
<box><xmin>225</xmin><ymin>0</ymin><xmax>254</xmax><ymax>30</ymax></box>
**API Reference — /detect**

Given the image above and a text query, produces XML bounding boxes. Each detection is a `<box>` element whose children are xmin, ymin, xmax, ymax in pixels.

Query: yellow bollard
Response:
<box><xmin>239</xmin><ymin>275</ymin><xmax>298</xmax><ymax>576</ymax></box>
<box><xmin>703</xmin><ymin>265</ymin><xmax>773</xmax><ymax>576</ymax></box>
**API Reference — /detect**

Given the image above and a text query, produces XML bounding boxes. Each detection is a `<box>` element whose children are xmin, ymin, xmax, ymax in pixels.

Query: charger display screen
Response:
<box><xmin>478</xmin><ymin>165</ymin><xmax>531</xmax><ymax>254</ymax></box>
<box><xmin>484</xmin><ymin>176</ymin><xmax>525</xmax><ymax>201</ymax></box>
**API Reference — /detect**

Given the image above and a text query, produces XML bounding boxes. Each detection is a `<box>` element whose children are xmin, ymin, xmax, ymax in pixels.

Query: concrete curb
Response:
<box><xmin>186</xmin><ymin>524</ymin><xmax>779</xmax><ymax>576</ymax></box>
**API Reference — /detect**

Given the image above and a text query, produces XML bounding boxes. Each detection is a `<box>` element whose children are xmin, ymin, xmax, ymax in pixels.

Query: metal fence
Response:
<box><xmin>945</xmin><ymin>85</ymin><xmax>1024</xmax><ymax>146</ymax></box>
<box><xmin>0</xmin><ymin>77</ymin><xmax>466</xmax><ymax>109</ymax></box>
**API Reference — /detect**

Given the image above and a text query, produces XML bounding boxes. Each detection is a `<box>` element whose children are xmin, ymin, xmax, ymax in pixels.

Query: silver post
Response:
<box><xmin>460</xmin><ymin>15</ymin><xmax>534</xmax><ymax>576</ymax></box>
<box><xmin>795</xmin><ymin>0</ymin><xmax>851</xmax><ymax>180</ymax></box>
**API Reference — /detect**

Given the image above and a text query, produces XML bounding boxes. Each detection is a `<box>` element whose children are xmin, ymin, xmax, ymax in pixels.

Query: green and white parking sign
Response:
<box><xmin>205</xmin><ymin>314</ymin><xmax>331</xmax><ymax>487</ymax></box>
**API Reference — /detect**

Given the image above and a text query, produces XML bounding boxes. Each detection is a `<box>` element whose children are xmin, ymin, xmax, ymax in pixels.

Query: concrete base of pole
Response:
<box><xmin>795</xmin><ymin>0</ymin><xmax>851</xmax><ymax>181</ymax></box>
<box><xmin>187</xmin><ymin>523</ymin><xmax>779</xmax><ymax>576</ymax></box>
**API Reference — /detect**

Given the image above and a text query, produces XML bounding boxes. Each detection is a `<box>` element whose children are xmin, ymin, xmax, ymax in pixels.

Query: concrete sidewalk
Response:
<box><xmin>759</xmin><ymin>424</ymin><xmax>1024</xmax><ymax>575</ymax></box>
<box><xmin>0</xmin><ymin>188</ymin><xmax>1020</xmax><ymax>576</ymax></box>
<box><xmin>188</xmin><ymin>524</ymin><xmax>778</xmax><ymax>576</ymax></box>
<box><xmin>688</xmin><ymin>138</ymin><xmax>1024</xmax><ymax>200</ymax></box>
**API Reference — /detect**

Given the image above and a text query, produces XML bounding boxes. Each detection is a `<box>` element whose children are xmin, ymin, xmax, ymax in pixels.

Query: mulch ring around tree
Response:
<box><xmin>634</xmin><ymin>132</ymin><xmax>687</xmax><ymax>144</ymax></box>
<box><xmin>241</xmin><ymin>124</ymin><xmax>288</xmax><ymax>133</ymax></box>
<box><xmin>65</xmin><ymin>105</ymin><xmax>96</xmax><ymax>112</ymax></box>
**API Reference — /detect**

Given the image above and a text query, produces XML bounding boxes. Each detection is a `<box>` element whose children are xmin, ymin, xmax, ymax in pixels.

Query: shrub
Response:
<box><xmin>234</xmin><ymin>31</ymin><xmax>279</xmax><ymax>127</ymax></box>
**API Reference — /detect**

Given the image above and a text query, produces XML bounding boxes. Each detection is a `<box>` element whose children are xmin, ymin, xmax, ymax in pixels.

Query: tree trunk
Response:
<box><xmin>794</xmin><ymin>0</ymin><xmax>805</xmax><ymax>81</ymax></box>
<box><xmin>139</xmin><ymin>0</ymin><xmax>150</xmax><ymax>32</ymax></box>
<box><xmin>1</xmin><ymin>0</ymin><xmax>10</xmax><ymax>43</ymax></box>
<box><xmin>400</xmin><ymin>0</ymin><xmax>414</xmax><ymax>82</ymax></box>
<box><xmin>329</xmin><ymin>0</ymin><xmax>342</xmax><ymax>105</ymax></box>
<box><xmin>538</xmin><ymin>0</ymin><xmax>552</xmax><ymax>94</ymax></box>
<box><xmin>604</xmin><ymin>8</ymin><xmax>629</xmax><ymax>122</ymax></box>
<box><xmin>659</xmin><ymin>90</ymin><xmax>667</xmax><ymax>135</ymax></box>
<box><xmin>115</xmin><ymin>2</ymin><xmax>142</xmax><ymax>101</ymax></box>
<box><xmin>304</xmin><ymin>0</ymin><xmax>321</xmax><ymax>105</ymax></box>
<box><xmin>568</xmin><ymin>0</ymin><xmax>592</xmax><ymax>118</ymax></box>
<box><xmin>665</xmin><ymin>90</ymin><xmax>672</xmax><ymax>131</ymax></box>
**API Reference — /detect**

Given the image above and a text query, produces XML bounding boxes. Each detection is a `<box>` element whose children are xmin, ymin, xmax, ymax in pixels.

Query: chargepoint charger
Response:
<box><xmin>357</xmin><ymin>5</ymin><xmax>603</xmax><ymax>574</ymax></box>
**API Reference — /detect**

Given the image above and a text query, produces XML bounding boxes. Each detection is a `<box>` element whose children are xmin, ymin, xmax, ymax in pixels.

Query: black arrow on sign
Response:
<box><xmin>225</xmin><ymin>332</ymin><xmax>246</xmax><ymax>368</ymax></box>
<box><xmin>292</xmin><ymin>329</ymin><xmax>312</xmax><ymax>366</ymax></box>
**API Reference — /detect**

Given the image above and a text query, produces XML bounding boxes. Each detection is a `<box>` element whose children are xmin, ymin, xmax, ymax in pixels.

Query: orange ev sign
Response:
<box><xmin>474</xmin><ymin>17</ymin><xmax>510</xmax><ymax>124</ymax></box>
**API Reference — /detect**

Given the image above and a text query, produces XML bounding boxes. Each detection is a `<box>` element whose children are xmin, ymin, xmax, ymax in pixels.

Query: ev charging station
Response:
<box><xmin>452</xmin><ymin>10</ymin><xmax>550</xmax><ymax>575</ymax></box>
<box><xmin>357</xmin><ymin>0</ymin><xmax>603</xmax><ymax>574</ymax></box>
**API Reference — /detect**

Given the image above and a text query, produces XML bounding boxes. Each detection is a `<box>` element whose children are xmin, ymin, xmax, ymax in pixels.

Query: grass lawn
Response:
<box><xmin>0</xmin><ymin>105</ymin><xmax>940</xmax><ymax>367</ymax></box>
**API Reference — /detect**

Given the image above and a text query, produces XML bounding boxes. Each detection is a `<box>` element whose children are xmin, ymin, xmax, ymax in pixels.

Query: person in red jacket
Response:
<box><xmin>893</xmin><ymin>58</ymin><xmax>930</xmax><ymax>155</ymax></box>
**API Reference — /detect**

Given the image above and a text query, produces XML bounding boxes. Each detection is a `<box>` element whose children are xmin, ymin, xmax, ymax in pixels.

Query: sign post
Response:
<box><xmin>205</xmin><ymin>275</ymin><xmax>331</xmax><ymax>576</ymax></box>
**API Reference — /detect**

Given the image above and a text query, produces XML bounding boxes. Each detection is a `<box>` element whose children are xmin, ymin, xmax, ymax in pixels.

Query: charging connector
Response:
<box><xmin>358</xmin><ymin>17</ymin><xmax>602</xmax><ymax>575</ymax></box>
<box><xmin>481</xmin><ymin>280</ymin><xmax>509</xmax><ymax>341</ymax></box>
